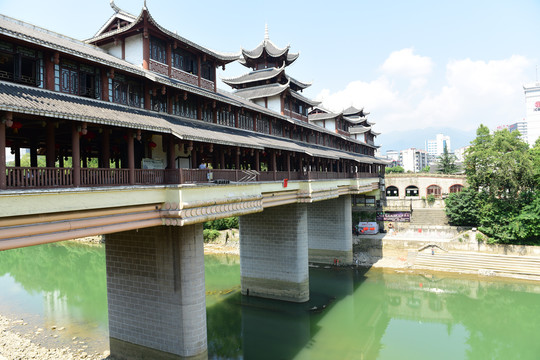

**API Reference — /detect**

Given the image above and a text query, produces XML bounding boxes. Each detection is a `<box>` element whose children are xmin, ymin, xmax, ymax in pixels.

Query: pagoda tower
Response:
<box><xmin>223</xmin><ymin>26</ymin><xmax>319</xmax><ymax>122</ymax></box>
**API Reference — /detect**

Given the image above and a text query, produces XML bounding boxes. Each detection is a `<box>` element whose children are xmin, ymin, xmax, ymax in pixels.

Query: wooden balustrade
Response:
<box><xmin>6</xmin><ymin>167</ymin><xmax>73</xmax><ymax>188</ymax></box>
<box><xmin>4</xmin><ymin>167</ymin><xmax>379</xmax><ymax>189</ymax></box>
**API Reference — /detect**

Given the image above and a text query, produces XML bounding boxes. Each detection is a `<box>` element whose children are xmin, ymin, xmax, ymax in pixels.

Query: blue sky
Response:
<box><xmin>1</xmin><ymin>0</ymin><xmax>539</xmax><ymax>151</ymax></box>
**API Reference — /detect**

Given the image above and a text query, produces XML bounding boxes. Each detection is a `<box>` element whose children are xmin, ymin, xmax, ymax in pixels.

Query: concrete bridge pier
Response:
<box><xmin>307</xmin><ymin>195</ymin><xmax>353</xmax><ymax>265</ymax></box>
<box><xmin>106</xmin><ymin>225</ymin><xmax>207</xmax><ymax>360</ymax></box>
<box><xmin>239</xmin><ymin>203</ymin><xmax>309</xmax><ymax>302</ymax></box>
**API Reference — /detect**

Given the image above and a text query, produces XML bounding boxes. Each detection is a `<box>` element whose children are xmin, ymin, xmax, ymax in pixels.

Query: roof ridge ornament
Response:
<box><xmin>264</xmin><ymin>23</ymin><xmax>269</xmax><ymax>41</ymax></box>
<box><xmin>110</xmin><ymin>0</ymin><xmax>121</xmax><ymax>13</ymax></box>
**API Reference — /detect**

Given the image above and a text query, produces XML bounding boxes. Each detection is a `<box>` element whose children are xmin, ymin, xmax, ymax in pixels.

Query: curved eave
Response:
<box><xmin>308</xmin><ymin>112</ymin><xmax>340</xmax><ymax>122</ymax></box>
<box><xmin>86</xmin><ymin>8</ymin><xmax>239</xmax><ymax>63</ymax></box>
<box><xmin>343</xmin><ymin>115</ymin><xmax>368</xmax><ymax>124</ymax></box>
<box><xmin>286</xmin><ymin>74</ymin><xmax>311</xmax><ymax>90</ymax></box>
<box><xmin>221</xmin><ymin>66</ymin><xmax>285</xmax><ymax>87</ymax></box>
<box><xmin>288</xmin><ymin>89</ymin><xmax>320</xmax><ymax>107</ymax></box>
<box><xmin>93</xmin><ymin>11</ymin><xmax>137</xmax><ymax>38</ymax></box>
<box><xmin>0</xmin><ymin>15</ymin><xmax>146</xmax><ymax>77</ymax></box>
<box><xmin>234</xmin><ymin>81</ymin><xmax>290</xmax><ymax>101</ymax></box>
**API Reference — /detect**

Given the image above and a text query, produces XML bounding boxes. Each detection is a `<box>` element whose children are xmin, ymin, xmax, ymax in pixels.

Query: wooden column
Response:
<box><xmin>101</xmin><ymin>128</ymin><xmax>110</xmax><ymax>168</ymax></box>
<box><xmin>101</xmin><ymin>71</ymin><xmax>110</xmax><ymax>102</ymax></box>
<box><xmin>72</xmin><ymin>123</ymin><xmax>80</xmax><ymax>187</ymax></box>
<box><xmin>253</xmin><ymin>150</ymin><xmax>259</xmax><ymax>172</ymax></box>
<box><xmin>220</xmin><ymin>149</ymin><xmax>225</xmax><ymax>169</ymax></box>
<box><xmin>197</xmin><ymin>55</ymin><xmax>201</xmax><ymax>87</ymax></box>
<box><xmin>286</xmin><ymin>152</ymin><xmax>291</xmax><ymax>179</ymax></box>
<box><xmin>46</xmin><ymin>121</ymin><xmax>55</xmax><ymax>168</ymax></box>
<box><xmin>127</xmin><ymin>130</ymin><xmax>135</xmax><ymax>185</ymax></box>
<box><xmin>45</xmin><ymin>55</ymin><xmax>55</xmax><ymax>91</ymax></box>
<box><xmin>30</xmin><ymin>142</ymin><xmax>38</xmax><ymax>168</ymax></box>
<box><xmin>235</xmin><ymin>147</ymin><xmax>240</xmax><ymax>170</ymax></box>
<box><xmin>191</xmin><ymin>146</ymin><xmax>197</xmax><ymax>169</ymax></box>
<box><xmin>272</xmin><ymin>150</ymin><xmax>277</xmax><ymax>180</ymax></box>
<box><xmin>168</xmin><ymin>135</ymin><xmax>176</xmax><ymax>170</ymax></box>
<box><xmin>234</xmin><ymin>110</ymin><xmax>239</xmax><ymax>128</ymax></box>
<box><xmin>142</xmin><ymin>28</ymin><xmax>150</xmax><ymax>70</ymax></box>
<box><xmin>0</xmin><ymin>121</ymin><xmax>5</xmax><ymax>190</ymax></box>
<box><xmin>14</xmin><ymin>147</ymin><xmax>20</xmax><ymax>168</ymax></box>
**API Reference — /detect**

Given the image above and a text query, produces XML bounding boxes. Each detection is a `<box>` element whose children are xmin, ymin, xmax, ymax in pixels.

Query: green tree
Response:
<box><xmin>465</xmin><ymin>125</ymin><xmax>533</xmax><ymax>200</ymax></box>
<box><xmin>421</xmin><ymin>165</ymin><xmax>430</xmax><ymax>173</ymax></box>
<box><xmin>385</xmin><ymin>166</ymin><xmax>404</xmax><ymax>174</ymax></box>
<box><xmin>445</xmin><ymin>187</ymin><xmax>485</xmax><ymax>226</ymax></box>
<box><xmin>437</xmin><ymin>143</ymin><xmax>458</xmax><ymax>174</ymax></box>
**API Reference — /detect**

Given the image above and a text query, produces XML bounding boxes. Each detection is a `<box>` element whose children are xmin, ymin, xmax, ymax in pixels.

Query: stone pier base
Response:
<box><xmin>106</xmin><ymin>225</ymin><xmax>207</xmax><ymax>360</ymax></box>
<box><xmin>239</xmin><ymin>203</ymin><xmax>309</xmax><ymax>302</ymax></box>
<box><xmin>307</xmin><ymin>195</ymin><xmax>353</xmax><ymax>265</ymax></box>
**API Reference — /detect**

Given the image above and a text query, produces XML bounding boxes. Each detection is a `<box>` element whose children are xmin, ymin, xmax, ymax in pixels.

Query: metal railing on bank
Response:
<box><xmin>4</xmin><ymin>167</ymin><xmax>381</xmax><ymax>189</ymax></box>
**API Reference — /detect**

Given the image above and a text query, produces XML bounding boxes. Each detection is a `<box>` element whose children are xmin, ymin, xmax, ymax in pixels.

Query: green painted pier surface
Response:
<box><xmin>1</xmin><ymin>242</ymin><xmax>540</xmax><ymax>359</ymax></box>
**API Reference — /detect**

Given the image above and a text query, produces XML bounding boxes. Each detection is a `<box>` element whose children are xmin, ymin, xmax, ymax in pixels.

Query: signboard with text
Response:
<box><xmin>376</xmin><ymin>211</ymin><xmax>411</xmax><ymax>222</ymax></box>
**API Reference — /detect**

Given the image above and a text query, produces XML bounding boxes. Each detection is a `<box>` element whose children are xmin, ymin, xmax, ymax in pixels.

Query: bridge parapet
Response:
<box><xmin>0</xmin><ymin>176</ymin><xmax>380</xmax><ymax>251</ymax></box>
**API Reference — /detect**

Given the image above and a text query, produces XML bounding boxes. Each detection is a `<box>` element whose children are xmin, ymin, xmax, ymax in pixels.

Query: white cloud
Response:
<box><xmin>317</xmin><ymin>52</ymin><xmax>532</xmax><ymax>137</ymax></box>
<box><xmin>380</xmin><ymin>48</ymin><xmax>434</xmax><ymax>78</ymax></box>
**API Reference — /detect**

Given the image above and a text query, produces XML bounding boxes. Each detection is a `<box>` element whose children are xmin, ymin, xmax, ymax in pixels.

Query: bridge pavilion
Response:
<box><xmin>0</xmin><ymin>2</ymin><xmax>387</xmax><ymax>359</ymax></box>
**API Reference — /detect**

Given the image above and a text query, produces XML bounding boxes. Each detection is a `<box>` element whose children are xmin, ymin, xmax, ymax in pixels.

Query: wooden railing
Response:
<box><xmin>6</xmin><ymin>167</ymin><xmax>73</xmax><ymax>188</ymax></box>
<box><xmin>4</xmin><ymin>167</ymin><xmax>381</xmax><ymax>189</ymax></box>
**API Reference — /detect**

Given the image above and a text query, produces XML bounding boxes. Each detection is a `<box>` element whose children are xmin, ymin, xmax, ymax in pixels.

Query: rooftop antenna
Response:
<box><xmin>264</xmin><ymin>23</ymin><xmax>269</xmax><ymax>41</ymax></box>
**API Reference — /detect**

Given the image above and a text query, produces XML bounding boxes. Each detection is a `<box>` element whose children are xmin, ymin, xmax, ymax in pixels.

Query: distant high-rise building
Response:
<box><xmin>385</xmin><ymin>150</ymin><xmax>400</xmax><ymax>167</ymax></box>
<box><xmin>425</xmin><ymin>133</ymin><xmax>451</xmax><ymax>164</ymax></box>
<box><xmin>454</xmin><ymin>145</ymin><xmax>471</xmax><ymax>163</ymax></box>
<box><xmin>400</xmin><ymin>148</ymin><xmax>429</xmax><ymax>173</ymax></box>
<box><xmin>509</xmin><ymin>121</ymin><xmax>528</xmax><ymax>142</ymax></box>
<box><xmin>523</xmin><ymin>82</ymin><xmax>540</xmax><ymax>145</ymax></box>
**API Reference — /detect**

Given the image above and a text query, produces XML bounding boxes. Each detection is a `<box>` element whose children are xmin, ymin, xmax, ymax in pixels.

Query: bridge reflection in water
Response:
<box><xmin>2</xmin><ymin>244</ymin><xmax>540</xmax><ymax>360</ymax></box>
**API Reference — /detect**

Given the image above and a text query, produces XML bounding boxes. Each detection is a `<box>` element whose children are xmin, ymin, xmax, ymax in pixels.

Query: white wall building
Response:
<box><xmin>426</xmin><ymin>134</ymin><xmax>451</xmax><ymax>155</ymax></box>
<box><xmin>454</xmin><ymin>145</ymin><xmax>471</xmax><ymax>163</ymax></box>
<box><xmin>400</xmin><ymin>148</ymin><xmax>429</xmax><ymax>173</ymax></box>
<box><xmin>523</xmin><ymin>82</ymin><xmax>540</xmax><ymax>145</ymax></box>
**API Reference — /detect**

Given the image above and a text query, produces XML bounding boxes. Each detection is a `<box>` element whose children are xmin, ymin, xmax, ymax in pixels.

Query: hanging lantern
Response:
<box><xmin>11</xmin><ymin>121</ymin><xmax>22</xmax><ymax>133</ymax></box>
<box><xmin>136</xmin><ymin>129</ymin><xmax>142</xmax><ymax>141</ymax></box>
<box><xmin>149</xmin><ymin>141</ymin><xmax>157</xmax><ymax>148</ymax></box>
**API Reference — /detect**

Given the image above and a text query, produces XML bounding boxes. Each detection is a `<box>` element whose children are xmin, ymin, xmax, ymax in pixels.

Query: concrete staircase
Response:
<box><xmin>410</xmin><ymin>209</ymin><xmax>448</xmax><ymax>226</ymax></box>
<box><xmin>413</xmin><ymin>251</ymin><xmax>540</xmax><ymax>278</ymax></box>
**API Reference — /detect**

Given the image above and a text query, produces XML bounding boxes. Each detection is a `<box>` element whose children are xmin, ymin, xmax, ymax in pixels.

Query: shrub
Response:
<box><xmin>427</xmin><ymin>194</ymin><xmax>436</xmax><ymax>205</ymax></box>
<box><xmin>203</xmin><ymin>229</ymin><xmax>220</xmax><ymax>243</ymax></box>
<box><xmin>476</xmin><ymin>232</ymin><xmax>484</xmax><ymax>243</ymax></box>
<box><xmin>204</xmin><ymin>217</ymin><xmax>239</xmax><ymax>230</ymax></box>
<box><xmin>463</xmin><ymin>233</ymin><xmax>469</xmax><ymax>239</ymax></box>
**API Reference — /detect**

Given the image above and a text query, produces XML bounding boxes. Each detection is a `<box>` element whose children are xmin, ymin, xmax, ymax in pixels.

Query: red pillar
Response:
<box><xmin>235</xmin><ymin>147</ymin><xmax>240</xmax><ymax>170</ymax></box>
<box><xmin>72</xmin><ymin>123</ymin><xmax>80</xmax><ymax>187</ymax></box>
<box><xmin>255</xmin><ymin>150</ymin><xmax>260</xmax><ymax>172</ymax></box>
<box><xmin>101</xmin><ymin>128</ymin><xmax>110</xmax><ymax>168</ymax></box>
<box><xmin>127</xmin><ymin>130</ymin><xmax>135</xmax><ymax>185</ymax></box>
<box><xmin>168</xmin><ymin>135</ymin><xmax>176</xmax><ymax>169</ymax></box>
<box><xmin>287</xmin><ymin>152</ymin><xmax>291</xmax><ymax>179</ymax></box>
<box><xmin>46</xmin><ymin>121</ymin><xmax>55</xmax><ymax>168</ymax></box>
<box><xmin>0</xmin><ymin>121</ymin><xmax>6</xmax><ymax>190</ymax></box>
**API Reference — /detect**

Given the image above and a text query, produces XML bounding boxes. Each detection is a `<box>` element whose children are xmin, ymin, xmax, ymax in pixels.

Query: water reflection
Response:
<box><xmin>2</xmin><ymin>243</ymin><xmax>540</xmax><ymax>360</ymax></box>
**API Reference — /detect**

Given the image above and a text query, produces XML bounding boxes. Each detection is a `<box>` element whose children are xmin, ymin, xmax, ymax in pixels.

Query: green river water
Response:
<box><xmin>1</xmin><ymin>241</ymin><xmax>540</xmax><ymax>359</ymax></box>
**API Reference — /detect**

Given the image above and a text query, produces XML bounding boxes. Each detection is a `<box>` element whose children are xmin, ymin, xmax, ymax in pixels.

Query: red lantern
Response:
<box><xmin>149</xmin><ymin>141</ymin><xmax>157</xmax><ymax>148</ymax></box>
<box><xmin>11</xmin><ymin>121</ymin><xmax>22</xmax><ymax>133</ymax></box>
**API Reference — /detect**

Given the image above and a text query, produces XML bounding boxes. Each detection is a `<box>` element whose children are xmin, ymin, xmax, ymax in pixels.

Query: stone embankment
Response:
<box><xmin>355</xmin><ymin>228</ymin><xmax>540</xmax><ymax>281</ymax></box>
<box><xmin>0</xmin><ymin>315</ymin><xmax>111</xmax><ymax>360</ymax></box>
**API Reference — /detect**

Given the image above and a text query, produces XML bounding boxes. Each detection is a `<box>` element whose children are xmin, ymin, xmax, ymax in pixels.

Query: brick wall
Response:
<box><xmin>106</xmin><ymin>225</ymin><xmax>207</xmax><ymax>359</ymax></box>
<box><xmin>239</xmin><ymin>203</ymin><xmax>309</xmax><ymax>302</ymax></box>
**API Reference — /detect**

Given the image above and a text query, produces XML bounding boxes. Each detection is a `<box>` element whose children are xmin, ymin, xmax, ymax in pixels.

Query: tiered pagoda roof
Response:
<box><xmin>239</xmin><ymin>25</ymin><xmax>299</xmax><ymax>70</ymax></box>
<box><xmin>308</xmin><ymin>106</ymin><xmax>380</xmax><ymax>142</ymax></box>
<box><xmin>86</xmin><ymin>0</ymin><xmax>239</xmax><ymax>65</ymax></box>
<box><xmin>224</xmin><ymin>26</ymin><xmax>319</xmax><ymax>111</ymax></box>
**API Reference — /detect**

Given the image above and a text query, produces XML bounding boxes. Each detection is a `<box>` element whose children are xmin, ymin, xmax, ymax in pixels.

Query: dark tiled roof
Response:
<box><xmin>288</xmin><ymin>88</ymin><xmax>320</xmax><ymax>107</ymax></box>
<box><xmin>234</xmin><ymin>82</ymin><xmax>289</xmax><ymax>100</ymax></box>
<box><xmin>0</xmin><ymin>81</ymin><xmax>385</xmax><ymax>163</ymax></box>
<box><xmin>309</xmin><ymin>112</ymin><xmax>339</xmax><ymax>121</ymax></box>
<box><xmin>221</xmin><ymin>67</ymin><xmax>285</xmax><ymax>87</ymax></box>
<box><xmin>86</xmin><ymin>8</ymin><xmax>239</xmax><ymax>63</ymax></box>
<box><xmin>239</xmin><ymin>39</ymin><xmax>299</xmax><ymax>67</ymax></box>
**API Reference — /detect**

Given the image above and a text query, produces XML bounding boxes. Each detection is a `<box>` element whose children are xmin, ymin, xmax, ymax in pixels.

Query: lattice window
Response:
<box><xmin>0</xmin><ymin>40</ymin><xmax>42</xmax><ymax>87</ymax></box>
<box><xmin>427</xmin><ymin>185</ymin><xmax>442</xmax><ymax>197</ymax></box>
<box><xmin>150</xmin><ymin>36</ymin><xmax>167</xmax><ymax>64</ymax></box>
